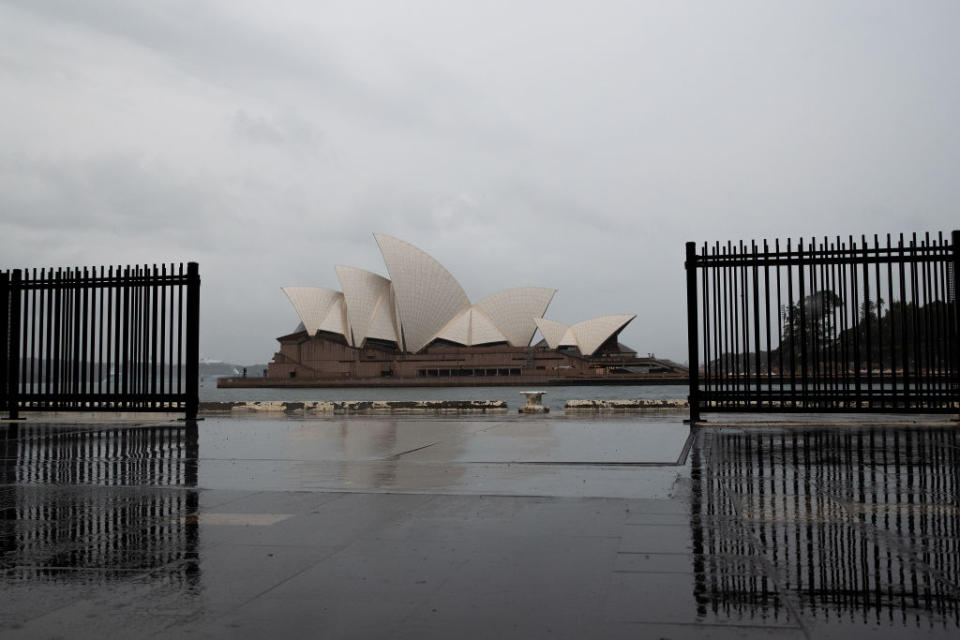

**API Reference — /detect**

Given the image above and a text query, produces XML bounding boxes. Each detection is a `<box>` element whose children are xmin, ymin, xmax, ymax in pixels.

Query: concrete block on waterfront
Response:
<box><xmin>564</xmin><ymin>398</ymin><xmax>688</xmax><ymax>412</ymax></box>
<box><xmin>199</xmin><ymin>400</ymin><xmax>509</xmax><ymax>415</ymax></box>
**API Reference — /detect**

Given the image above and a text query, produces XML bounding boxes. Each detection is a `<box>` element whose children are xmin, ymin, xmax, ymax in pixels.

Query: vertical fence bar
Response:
<box><xmin>31</xmin><ymin>269</ymin><xmax>41</xmax><ymax>403</ymax></box>
<box><xmin>873</xmin><ymin>235</ymin><xmax>882</xmax><ymax>407</ymax></box>
<box><xmin>798</xmin><ymin>239</ymin><xmax>808</xmax><ymax>409</ymax></box>
<box><xmin>19</xmin><ymin>269</ymin><xmax>29</xmax><ymax>401</ymax></box>
<box><xmin>952</xmin><ymin>230</ymin><xmax>960</xmax><ymax>417</ymax></box>
<box><xmin>6</xmin><ymin>270</ymin><xmax>23</xmax><ymax>419</ymax></box>
<box><xmin>899</xmin><ymin>235</ymin><xmax>909</xmax><ymax>406</ymax></box>
<box><xmin>151</xmin><ymin>264</ymin><xmax>159</xmax><ymax>408</ymax></box>
<box><xmin>764</xmin><ymin>240</ymin><xmax>772</xmax><ymax>404</ymax></box>
<box><xmin>887</xmin><ymin>235</ymin><xmax>897</xmax><ymax>409</ymax></box>
<box><xmin>685</xmin><ymin>243</ymin><xmax>701</xmax><ymax>421</ymax></box>
<box><xmin>122</xmin><ymin>266</ymin><xmax>130</xmax><ymax>408</ymax></box>
<box><xmin>775</xmin><ymin>239</ymin><xmax>784</xmax><ymax>407</ymax></box>
<box><xmin>752</xmin><ymin>241</ymin><xmax>761</xmax><ymax>404</ymax></box>
<box><xmin>701</xmin><ymin>242</ymin><xmax>710</xmax><ymax>410</ymax></box>
<box><xmin>185</xmin><ymin>262</ymin><xmax>200</xmax><ymax>421</ymax></box>
<box><xmin>177</xmin><ymin>263</ymin><xmax>183</xmax><ymax>398</ymax></box>
<box><xmin>862</xmin><ymin>236</ymin><xmax>873</xmax><ymax>409</ymax></box>
<box><xmin>160</xmin><ymin>264</ymin><xmax>167</xmax><ymax>402</ymax></box>
<box><xmin>921</xmin><ymin>233</ymin><xmax>932</xmax><ymax>407</ymax></box>
<box><xmin>936</xmin><ymin>233</ymin><xmax>948</xmax><ymax>405</ymax></box>
<box><xmin>0</xmin><ymin>271</ymin><xmax>9</xmax><ymax>417</ymax></box>
<box><xmin>851</xmin><ymin>237</ymin><xmax>861</xmax><ymax>407</ymax></box>
<box><xmin>910</xmin><ymin>234</ymin><xmax>921</xmax><ymax>411</ymax></box>
<box><xmin>787</xmin><ymin>238</ymin><xmax>796</xmax><ymax>408</ymax></box>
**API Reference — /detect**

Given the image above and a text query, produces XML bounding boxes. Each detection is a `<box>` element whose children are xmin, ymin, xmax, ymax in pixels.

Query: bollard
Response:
<box><xmin>519</xmin><ymin>391</ymin><xmax>548</xmax><ymax>414</ymax></box>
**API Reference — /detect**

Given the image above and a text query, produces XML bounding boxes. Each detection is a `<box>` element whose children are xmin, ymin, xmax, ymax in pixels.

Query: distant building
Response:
<box><xmin>237</xmin><ymin>234</ymin><xmax>684</xmax><ymax>387</ymax></box>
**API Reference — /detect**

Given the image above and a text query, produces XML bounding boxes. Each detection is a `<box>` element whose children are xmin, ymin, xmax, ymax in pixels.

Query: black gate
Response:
<box><xmin>1</xmin><ymin>263</ymin><xmax>200</xmax><ymax>419</ymax></box>
<box><xmin>685</xmin><ymin>232</ymin><xmax>959</xmax><ymax>420</ymax></box>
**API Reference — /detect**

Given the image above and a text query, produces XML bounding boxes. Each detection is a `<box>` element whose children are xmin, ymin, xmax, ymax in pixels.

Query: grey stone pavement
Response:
<box><xmin>1</xmin><ymin>413</ymin><xmax>959</xmax><ymax>638</ymax></box>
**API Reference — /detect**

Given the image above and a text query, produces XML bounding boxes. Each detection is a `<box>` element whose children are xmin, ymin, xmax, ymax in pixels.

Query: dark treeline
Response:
<box><xmin>709</xmin><ymin>290</ymin><xmax>956</xmax><ymax>376</ymax></box>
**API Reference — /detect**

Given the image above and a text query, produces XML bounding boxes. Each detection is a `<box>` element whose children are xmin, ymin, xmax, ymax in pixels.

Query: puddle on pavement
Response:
<box><xmin>0</xmin><ymin>418</ymin><xmax>958</xmax><ymax>636</ymax></box>
<box><xmin>689</xmin><ymin>425</ymin><xmax>960</xmax><ymax>635</ymax></box>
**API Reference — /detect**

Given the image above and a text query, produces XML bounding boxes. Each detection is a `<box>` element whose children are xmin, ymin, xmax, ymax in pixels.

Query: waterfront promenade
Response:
<box><xmin>1</xmin><ymin>412</ymin><xmax>958</xmax><ymax>638</ymax></box>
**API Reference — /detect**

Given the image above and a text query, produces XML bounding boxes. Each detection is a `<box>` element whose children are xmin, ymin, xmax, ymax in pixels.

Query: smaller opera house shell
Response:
<box><xmin>266</xmin><ymin>234</ymin><xmax>661</xmax><ymax>385</ymax></box>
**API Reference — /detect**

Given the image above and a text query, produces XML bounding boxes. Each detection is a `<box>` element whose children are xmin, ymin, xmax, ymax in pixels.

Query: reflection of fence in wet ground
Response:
<box><xmin>0</xmin><ymin>424</ymin><xmax>198</xmax><ymax>584</ymax></box>
<box><xmin>685</xmin><ymin>231</ymin><xmax>960</xmax><ymax>419</ymax></box>
<box><xmin>692</xmin><ymin>426</ymin><xmax>960</xmax><ymax>629</ymax></box>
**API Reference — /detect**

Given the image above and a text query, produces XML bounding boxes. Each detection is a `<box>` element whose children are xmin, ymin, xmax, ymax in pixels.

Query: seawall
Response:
<box><xmin>199</xmin><ymin>400</ymin><xmax>509</xmax><ymax>415</ymax></box>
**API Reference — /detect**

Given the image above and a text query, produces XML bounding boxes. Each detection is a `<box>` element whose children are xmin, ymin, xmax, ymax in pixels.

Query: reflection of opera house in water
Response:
<box><xmin>691</xmin><ymin>426</ymin><xmax>960</xmax><ymax>632</ymax></box>
<box><xmin>221</xmin><ymin>234</ymin><xmax>686</xmax><ymax>387</ymax></box>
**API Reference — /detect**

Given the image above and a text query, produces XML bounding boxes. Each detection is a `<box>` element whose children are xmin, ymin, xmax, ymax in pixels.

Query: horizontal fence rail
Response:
<box><xmin>1</xmin><ymin>263</ymin><xmax>199</xmax><ymax>419</ymax></box>
<box><xmin>685</xmin><ymin>232</ymin><xmax>959</xmax><ymax>418</ymax></box>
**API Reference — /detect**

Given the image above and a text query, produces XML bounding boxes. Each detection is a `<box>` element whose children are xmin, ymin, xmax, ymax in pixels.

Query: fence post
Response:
<box><xmin>953</xmin><ymin>230</ymin><xmax>960</xmax><ymax>420</ymax></box>
<box><xmin>5</xmin><ymin>270</ymin><xmax>23</xmax><ymax>420</ymax></box>
<box><xmin>1</xmin><ymin>271</ymin><xmax>7</xmax><ymax>418</ymax></box>
<box><xmin>686</xmin><ymin>242</ymin><xmax>701</xmax><ymax>423</ymax></box>
<box><xmin>185</xmin><ymin>262</ymin><xmax>200</xmax><ymax>420</ymax></box>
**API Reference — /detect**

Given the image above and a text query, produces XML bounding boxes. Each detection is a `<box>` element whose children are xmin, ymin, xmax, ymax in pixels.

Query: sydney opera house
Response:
<box><xmin>237</xmin><ymin>234</ymin><xmax>685</xmax><ymax>387</ymax></box>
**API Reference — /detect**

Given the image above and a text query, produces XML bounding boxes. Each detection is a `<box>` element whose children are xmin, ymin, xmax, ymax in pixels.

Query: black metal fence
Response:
<box><xmin>1</xmin><ymin>263</ymin><xmax>200</xmax><ymax>419</ymax></box>
<box><xmin>685</xmin><ymin>231</ymin><xmax>959</xmax><ymax>419</ymax></box>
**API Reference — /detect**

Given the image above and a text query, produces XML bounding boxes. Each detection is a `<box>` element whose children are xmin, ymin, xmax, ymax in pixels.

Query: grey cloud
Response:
<box><xmin>232</xmin><ymin>109</ymin><xmax>323</xmax><ymax>153</ymax></box>
<box><xmin>2</xmin><ymin>0</ymin><xmax>960</xmax><ymax>363</ymax></box>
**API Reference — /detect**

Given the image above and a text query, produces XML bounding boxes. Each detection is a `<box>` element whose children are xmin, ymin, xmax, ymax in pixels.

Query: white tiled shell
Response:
<box><xmin>366</xmin><ymin>285</ymin><xmax>400</xmax><ymax>343</ymax></box>
<box><xmin>281</xmin><ymin>287</ymin><xmax>348</xmax><ymax>340</ymax></box>
<box><xmin>475</xmin><ymin>287</ymin><xmax>556</xmax><ymax>347</ymax></box>
<box><xmin>436</xmin><ymin>308</ymin><xmax>471</xmax><ymax>345</ymax></box>
<box><xmin>374</xmin><ymin>233</ymin><xmax>471</xmax><ymax>353</ymax></box>
<box><xmin>435</xmin><ymin>307</ymin><xmax>508</xmax><ymax>346</ymax></box>
<box><xmin>570</xmin><ymin>314</ymin><xmax>636</xmax><ymax>356</ymax></box>
<box><xmin>335</xmin><ymin>265</ymin><xmax>395</xmax><ymax>347</ymax></box>
<box><xmin>317</xmin><ymin>293</ymin><xmax>349</xmax><ymax>342</ymax></box>
<box><xmin>534</xmin><ymin>318</ymin><xmax>570</xmax><ymax>349</ymax></box>
<box><xmin>558</xmin><ymin>327</ymin><xmax>579</xmax><ymax>347</ymax></box>
<box><xmin>469</xmin><ymin>308</ymin><xmax>508</xmax><ymax>345</ymax></box>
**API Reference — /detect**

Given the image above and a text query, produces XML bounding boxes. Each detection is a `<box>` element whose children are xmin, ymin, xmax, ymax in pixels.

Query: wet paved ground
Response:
<box><xmin>1</xmin><ymin>414</ymin><xmax>958</xmax><ymax>638</ymax></box>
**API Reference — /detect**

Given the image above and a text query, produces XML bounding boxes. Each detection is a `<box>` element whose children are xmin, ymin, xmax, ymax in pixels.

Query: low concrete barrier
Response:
<box><xmin>199</xmin><ymin>400</ymin><xmax>508</xmax><ymax>415</ymax></box>
<box><xmin>564</xmin><ymin>399</ymin><xmax>688</xmax><ymax>412</ymax></box>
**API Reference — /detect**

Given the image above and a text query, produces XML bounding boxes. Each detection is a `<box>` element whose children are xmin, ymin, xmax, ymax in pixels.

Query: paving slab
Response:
<box><xmin>2</xmin><ymin>415</ymin><xmax>960</xmax><ymax>638</ymax></box>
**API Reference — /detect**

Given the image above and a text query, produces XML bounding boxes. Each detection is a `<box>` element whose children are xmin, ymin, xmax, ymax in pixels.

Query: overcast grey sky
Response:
<box><xmin>2</xmin><ymin>1</ymin><xmax>958</xmax><ymax>364</ymax></box>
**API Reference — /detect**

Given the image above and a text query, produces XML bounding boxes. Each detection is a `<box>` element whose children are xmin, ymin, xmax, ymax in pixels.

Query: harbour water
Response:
<box><xmin>199</xmin><ymin>380</ymin><xmax>686</xmax><ymax>413</ymax></box>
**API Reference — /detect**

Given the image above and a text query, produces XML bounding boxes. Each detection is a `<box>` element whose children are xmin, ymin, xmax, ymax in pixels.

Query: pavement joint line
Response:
<box><xmin>716</xmin><ymin>473</ymin><xmax>813</xmax><ymax>640</ymax></box>
<box><xmin>385</xmin><ymin>441</ymin><xmax>440</xmax><ymax>460</ymax></box>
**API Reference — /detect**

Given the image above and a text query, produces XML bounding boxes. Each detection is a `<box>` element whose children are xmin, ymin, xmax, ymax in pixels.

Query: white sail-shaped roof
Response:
<box><xmin>436</xmin><ymin>307</ymin><xmax>509</xmax><ymax>346</ymax></box>
<box><xmin>534</xmin><ymin>318</ymin><xmax>570</xmax><ymax>349</ymax></box>
<box><xmin>534</xmin><ymin>314</ymin><xmax>636</xmax><ymax>355</ymax></box>
<box><xmin>374</xmin><ymin>233</ymin><xmax>471</xmax><ymax>353</ymax></box>
<box><xmin>570</xmin><ymin>314</ymin><xmax>636</xmax><ymax>356</ymax></box>
<box><xmin>475</xmin><ymin>287</ymin><xmax>556</xmax><ymax>347</ymax></box>
<box><xmin>469</xmin><ymin>308</ymin><xmax>509</xmax><ymax>345</ymax></box>
<box><xmin>366</xmin><ymin>285</ymin><xmax>400</xmax><ymax>343</ymax></box>
<box><xmin>282</xmin><ymin>287</ymin><xmax>349</xmax><ymax>341</ymax></box>
<box><xmin>335</xmin><ymin>265</ymin><xmax>395</xmax><ymax>347</ymax></box>
<box><xmin>317</xmin><ymin>293</ymin><xmax>350</xmax><ymax>342</ymax></box>
<box><xmin>436</xmin><ymin>309</ymin><xmax>471</xmax><ymax>345</ymax></box>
